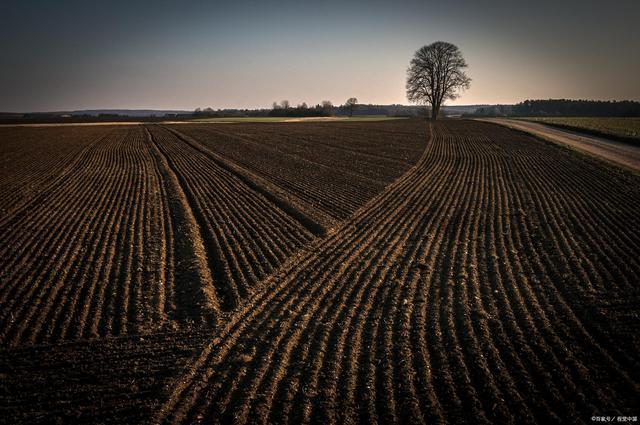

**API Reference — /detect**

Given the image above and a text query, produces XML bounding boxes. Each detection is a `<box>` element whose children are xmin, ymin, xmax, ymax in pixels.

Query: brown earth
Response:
<box><xmin>0</xmin><ymin>121</ymin><xmax>422</xmax><ymax>346</ymax></box>
<box><xmin>0</xmin><ymin>119</ymin><xmax>638</xmax><ymax>424</ymax></box>
<box><xmin>478</xmin><ymin>118</ymin><xmax>640</xmax><ymax>172</ymax></box>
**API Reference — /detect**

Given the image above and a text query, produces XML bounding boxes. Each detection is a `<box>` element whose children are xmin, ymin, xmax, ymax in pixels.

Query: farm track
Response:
<box><xmin>161</xmin><ymin>126</ymin><xmax>332</xmax><ymax>235</ymax></box>
<box><xmin>145</xmin><ymin>128</ymin><xmax>219</xmax><ymax>322</ymax></box>
<box><xmin>175</xmin><ymin>121</ymin><xmax>424</xmax><ymax>220</ymax></box>
<box><xmin>182</xmin><ymin>127</ymin><xmax>379</xmax><ymax>220</ymax></box>
<box><xmin>479</xmin><ymin>118</ymin><xmax>640</xmax><ymax>172</ymax></box>
<box><xmin>0</xmin><ymin>120</ymin><xmax>423</xmax><ymax>348</ymax></box>
<box><xmin>147</xmin><ymin>125</ymin><xmax>316</xmax><ymax>310</ymax></box>
<box><xmin>0</xmin><ymin>125</ymin><xmax>261</xmax><ymax>344</ymax></box>
<box><xmin>156</xmin><ymin>120</ymin><xmax>640</xmax><ymax>424</ymax></box>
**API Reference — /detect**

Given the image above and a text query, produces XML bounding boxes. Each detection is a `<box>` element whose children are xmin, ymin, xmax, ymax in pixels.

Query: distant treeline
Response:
<box><xmin>193</xmin><ymin>108</ymin><xmax>271</xmax><ymax>118</ymax></box>
<box><xmin>335</xmin><ymin>104</ymin><xmax>426</xmax><ymax>117</ymax></box>
<box><xmin>192</xmin><ymin>102</ymin><xmax>428</xmax><ymax>118</ymax></box>
<box><xmin>471</xmin><ymin>99</ymin><xmax>640</xmax><ymax>117</ymax></box>
<box><xmin>7</xmin><ymin>99</ymin><xmax>637</xmax><ymax>124</ymax></box>
<box><xmin>0</xmin><ymin>113</ymin><xmax>173</xmax><ymax>124</ymax></box>
<box><xmin>269</xmin><ymin>101</ymin><xmax>333</xmax><ymax>117</ymax></box>
<box><xmin>192</xmin><ymin>104</ymin><xmax>331</xmax><ymax>118</ymax></box>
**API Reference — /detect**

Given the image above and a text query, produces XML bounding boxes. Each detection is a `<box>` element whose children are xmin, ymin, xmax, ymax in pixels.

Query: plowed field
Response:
<box><xmin>1</xmin><ymin>119</ymin><xmax>638</xmax><ymax>424</ymax></box>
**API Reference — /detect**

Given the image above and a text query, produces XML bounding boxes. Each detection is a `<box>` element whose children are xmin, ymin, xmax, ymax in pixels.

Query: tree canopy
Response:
<box><xmin>406</xmin><ymin>41</ymin><xmax>471</xmax><ymax>120</ymax></box>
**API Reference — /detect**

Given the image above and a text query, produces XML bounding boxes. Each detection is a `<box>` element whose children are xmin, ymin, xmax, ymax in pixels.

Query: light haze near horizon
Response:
<box><xmin>1</xmin><ymin>0</ymin><xmax>639</xmax><ymax>112</ymax></box>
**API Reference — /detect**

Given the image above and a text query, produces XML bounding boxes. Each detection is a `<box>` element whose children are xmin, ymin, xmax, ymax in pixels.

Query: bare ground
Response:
<box><xmin>478</xmin><ymin>118</ymin><xmax>640</xmax><ymax>172</ymax></box>
<box><xmin>0</xmin><ymin>119</ymin><xmax>638</xmax><ymax>424</ymax></box>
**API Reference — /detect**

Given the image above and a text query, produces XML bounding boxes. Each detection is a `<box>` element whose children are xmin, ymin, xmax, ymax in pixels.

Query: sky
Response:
<box><xmin>1</xmin><ymin>0</ymin><xmax>639</xmax><ymax>112</ymax></box>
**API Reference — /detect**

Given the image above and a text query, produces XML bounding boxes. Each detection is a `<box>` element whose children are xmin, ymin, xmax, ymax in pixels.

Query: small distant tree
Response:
<box><xmin>345</xmin><ymin>97</ymin><xmax>358</xmax><ymax>117</ymax></box>
<box><xmin>280</xmin><ymin>100</ymin><xmax>290</xmax><ymax>109</ymax></box>
<box><xmin>272</xmin><ymin>101</ymin><xmax>280</xmax><ymax>110</ymax></box>
<box><xmin>406</xmin><ymin>41</ymin><xmax>471</xmax><ymax>120</ymax></box>
<box><xmin>321</xmin><ymin>100</ymin><xmax>334</xmax><ymax>116</ymax></box>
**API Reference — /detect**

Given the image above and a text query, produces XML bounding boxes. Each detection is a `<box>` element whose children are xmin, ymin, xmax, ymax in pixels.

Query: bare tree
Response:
<box><xmin>345</xmin><ymin>97</ymin><xmax>358</xmax><ymax>117</ymax></box>
<box><xmin>406</xmin><ymin>41</ymin><xmax>471</xmax><ymax>120</ymax></box>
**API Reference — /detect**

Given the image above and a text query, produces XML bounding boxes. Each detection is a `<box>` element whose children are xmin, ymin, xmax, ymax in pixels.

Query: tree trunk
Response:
<box><xmin>431</xmin><ymin>103</ymin><xmax>439</xmax><ymax>120</ymax></box>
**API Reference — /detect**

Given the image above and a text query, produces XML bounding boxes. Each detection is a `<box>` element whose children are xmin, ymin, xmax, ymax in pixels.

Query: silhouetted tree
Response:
<box><xmin>345</xmin><ymin>97</ymin><xmax>358</xmax><ymax>117</ymax></box>
<box><xmin>321</xmin><ymin>100</ymin><xmax>334</xmax><ymax>116</ymax></box>
<box><xmin>406</xmin><ymin>41</ymin><xmax>471</xmax><ymax>120</ymax></box>
<box><xmin>268</xmin><ymin>100</ymin><xmax>333</xmax><ymax>117</ymax></box>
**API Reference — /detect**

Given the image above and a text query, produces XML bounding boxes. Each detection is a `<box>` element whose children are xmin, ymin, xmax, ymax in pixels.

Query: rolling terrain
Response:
<box><xmin>0</xmin><ymin>119</ymin><xmax>638</xmax><ymax>424</ymax></box>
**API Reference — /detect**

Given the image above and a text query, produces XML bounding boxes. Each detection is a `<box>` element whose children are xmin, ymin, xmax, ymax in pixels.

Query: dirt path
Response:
<box><xmin>145</xmin><ymin>127</ymin><xmax>220</xmax><ymax>320</ymax></box>
<box><xmin>477</xmin><ymin>118</ymin><xmax>640</xmax><ymax>172</ymax></box>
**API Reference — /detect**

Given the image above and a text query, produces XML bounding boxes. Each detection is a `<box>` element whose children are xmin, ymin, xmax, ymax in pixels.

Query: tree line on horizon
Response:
<box><xmin>193</xmin><ymin>98</ymin><xmax>414</xmax><ymax>118</ymax></box>
<box><xmin>471</xmin><ymin>99</ymin><xmax>640</xmax><ymax>117</ymax></box>
<box><xmin>191</xmin><ymin>98</ymin><xmax>640</xmax><ymax>120</ymax></box>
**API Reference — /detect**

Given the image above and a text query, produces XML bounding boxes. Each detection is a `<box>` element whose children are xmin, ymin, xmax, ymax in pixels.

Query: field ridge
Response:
<box><xmin>145</xmin><ymin>127</ymin><xmax>220</xmax><ymax>322</ymax></box>
<box><xmin>154</xmin><ymin>120</ymin><xmax>639</xmax><ymax>424</ymax></box>
<box><xmin>147</xmin><ymin>125</ymin><xmax>316</xmax><ymax>310</ymax></box>
<box><xmin>0</xmin><ymin>130</ymin><xmax>110</xmax><ymax>226</ymax></box>
<box><xmin>161</xmin><ymin>125</ymin><xmax>332</xmax><ymax>236</ymax></box>
<box><xmin>1</xmin><ymin>119</ymin><xmax>638</xmax><ymax>424</ymax></box>
<box><xmin>0</xmin><ymin>127</ymin><xmax>176</xmax><ymax>344</ymax></box>
<box><xmin>151</xmin><ymin>124</ymin><xmax>435</xmax><ymax>422</ymax></box>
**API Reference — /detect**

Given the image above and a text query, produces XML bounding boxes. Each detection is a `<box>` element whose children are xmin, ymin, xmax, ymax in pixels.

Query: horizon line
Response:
<box><xmin>4</xmin><ymin>98</ymin><xmax>640</xmax><ymax>115</ymax></box>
